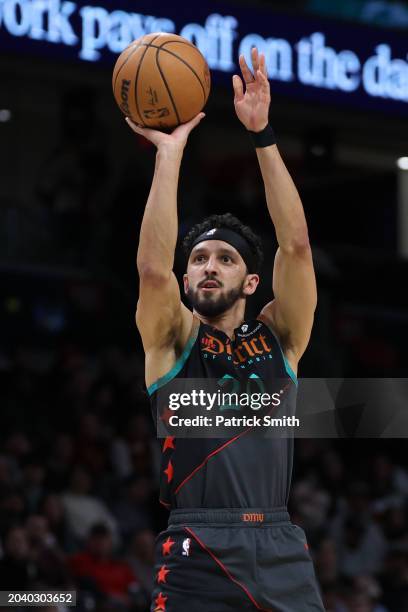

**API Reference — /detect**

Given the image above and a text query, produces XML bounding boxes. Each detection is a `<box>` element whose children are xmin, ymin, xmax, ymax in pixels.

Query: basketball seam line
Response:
<box><xmin>160</xmin><ymin>41</ymin><xmax>208</xmax><ymax>102</ymax></box>
<box><xmin>134</xmin><ymin>34</ymin><xmax>162</xmax><ymax>127</ymax></box>
<box><xmin>155</xmin><ymin>46</ymin><xmax>181</xmax><ymax>126</ymax></box>
<box><xmin>157</xmin><ymin>38</ymin><xmax>196</xmax><ymax>50</ymax></box>
<box><xmin>140</xmin><ymin>42</ymin><xmax>207</xmax><ymax>105</ymax></box>
<box><xmin>113</xmin><ymin>41</ymin><xmax>142</xmax><ymax>95</ymax></box>
<box><xmin>160</xmin><ymin>39</ymin><xmax>196</xmax><ymax>50</ymax></box>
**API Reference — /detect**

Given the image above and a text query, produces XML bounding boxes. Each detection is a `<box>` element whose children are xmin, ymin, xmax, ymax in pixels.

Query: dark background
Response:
<box><xmin>0</xmin><ymin>1</ymin><xmax>407</xmax><ymax>611</ymax></box>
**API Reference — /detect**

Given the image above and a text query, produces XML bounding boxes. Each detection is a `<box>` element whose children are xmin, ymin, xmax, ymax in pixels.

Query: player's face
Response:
<box><xmin>184</xmin><ymin>240</ymin><xmax>259</xmax><ymax>317</ymax></box>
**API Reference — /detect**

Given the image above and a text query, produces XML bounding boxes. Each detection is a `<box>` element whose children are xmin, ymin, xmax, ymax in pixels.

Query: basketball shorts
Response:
<box><xmin>151</xmin><ymin>507</ymin><xmax>325</xmax><ymax>611</ymax></box>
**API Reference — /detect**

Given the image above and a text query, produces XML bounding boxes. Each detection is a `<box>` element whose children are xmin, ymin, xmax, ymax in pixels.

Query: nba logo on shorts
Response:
<box><xmin>241</xmin><ymin>324</ymin><xmax>248</xmax><ymax>332</ymax></box>
<box><xmin>182</xmin><ymin>538</ymin><xmax>191</xmax><ymax>556</ymax></box>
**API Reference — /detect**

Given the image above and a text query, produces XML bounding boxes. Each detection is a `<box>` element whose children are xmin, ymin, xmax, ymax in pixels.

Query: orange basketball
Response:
<box><xmin>112</xmin><ymin>33</ymin><xmax>211</xmax><ymax>130</ymax></box>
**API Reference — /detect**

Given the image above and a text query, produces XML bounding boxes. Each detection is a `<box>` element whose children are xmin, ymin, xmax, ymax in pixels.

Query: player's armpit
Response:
<box><xmin>136</xmin><ymin>270</ymin><xmax>193</xmax><ymax>353</ymax></box>
<box><xmin>259</xmin><ymin>245</ymin><xmax>317</xmax><ymax>366</ymax></box>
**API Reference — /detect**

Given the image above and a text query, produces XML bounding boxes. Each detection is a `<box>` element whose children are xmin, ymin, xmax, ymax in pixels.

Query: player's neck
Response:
<box><xmin>193</xmin><ymin>303</ymin><xmax>246</xmax><ymax>340</ymax></box>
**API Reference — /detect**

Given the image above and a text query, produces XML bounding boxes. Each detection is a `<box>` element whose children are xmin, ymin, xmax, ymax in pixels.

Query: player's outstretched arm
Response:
<box><xmin>126</xmin><ymin>116</ymin><xmax>204</xmax><ymax>381</ymax></box>
<box><xmin>232</xmin><ymin>49</ymin><xmax>317</xmax><ymax>372</ymax></box>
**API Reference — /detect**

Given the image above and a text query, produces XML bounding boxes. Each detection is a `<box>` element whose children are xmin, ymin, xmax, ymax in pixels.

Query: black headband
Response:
<box><xmin>190</xmin><ymin>228</ymin><xmax>256</xmax><ymax>272</ymax></box>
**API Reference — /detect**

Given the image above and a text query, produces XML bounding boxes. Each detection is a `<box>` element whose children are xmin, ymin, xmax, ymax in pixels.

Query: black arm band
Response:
<box><xmin>248</xmin><ymin>124</ymin><xmax>276</xmax><ymax>148</ymax></box>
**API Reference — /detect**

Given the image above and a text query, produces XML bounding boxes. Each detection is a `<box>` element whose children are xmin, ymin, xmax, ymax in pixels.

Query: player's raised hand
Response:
<box><xmin>126</xmin><ymin>112</ymin><xmax>205</xmax><ymax>151</ymax></box>
<box><xmin>232</xmin><ymin>47</ymin><xmax>270</xmax><ymax>132</ymax></box>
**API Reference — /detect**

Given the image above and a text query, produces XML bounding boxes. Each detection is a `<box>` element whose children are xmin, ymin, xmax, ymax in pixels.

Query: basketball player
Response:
<box><xmin>127</xmin><ymin>48</ymin><xmax>324</xmax><ymax>611</ymax></box>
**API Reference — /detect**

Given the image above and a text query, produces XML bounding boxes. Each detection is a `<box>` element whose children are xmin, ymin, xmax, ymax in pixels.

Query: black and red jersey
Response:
<box><xmin>148</xmin><ymin>317</ymin><xmax>297</xmax><ymax>510</ymax></box>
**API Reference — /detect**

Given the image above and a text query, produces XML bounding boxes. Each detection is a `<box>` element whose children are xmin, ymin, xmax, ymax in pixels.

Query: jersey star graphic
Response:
<box><xmin>157</xmin><ymin>564</ymin><xmax>170</xmax><ymax>584</ymax></box>
<box><xmin>155</xmin><ymin>592</ymin><xmax>167</xmax><ymax>611</ymax></box>
<box><xmin>162</xmin><ymin>536</ymin><xmax>175</xmax><ymax>556</ymax></box>
<box><xmin>164</xmin><ymin>459</ymin><xmax>173</xmax><ymax>483</ymax></box>
<box><xmin>162</xmin><ymin>436</ymin><xmax>175</xmax><ymax>452</ymax></box>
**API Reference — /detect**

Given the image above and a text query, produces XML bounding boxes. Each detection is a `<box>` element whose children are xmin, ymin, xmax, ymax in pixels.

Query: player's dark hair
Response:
<box><xmin>89</xmin><ymin>523</ymin><xmax>111</xmax><ymax>538</ymax></box>
<box><xmin>182</xmin><ymin>213</ymin><xmax>264</xmax><ymax>273</ymax></box>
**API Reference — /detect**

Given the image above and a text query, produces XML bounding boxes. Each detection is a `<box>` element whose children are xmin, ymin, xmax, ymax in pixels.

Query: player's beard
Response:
<box><xmin>187</xmin><ymin>279</ymin><xmax>246</xmax><ymax>318</ymax></box>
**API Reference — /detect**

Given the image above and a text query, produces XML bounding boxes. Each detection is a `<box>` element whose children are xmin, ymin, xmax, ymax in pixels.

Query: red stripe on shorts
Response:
<box><xmin>184</xmin><ymin>526</ymin><xmax>274</xmax><ymax>612</ymax></box>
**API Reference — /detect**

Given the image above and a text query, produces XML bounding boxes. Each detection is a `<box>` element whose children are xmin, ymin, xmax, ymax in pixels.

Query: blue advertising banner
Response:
<box><xmin>1</xmin><ymin>1</ymin><xmax>408</xmax><ymax>115</ymax></box>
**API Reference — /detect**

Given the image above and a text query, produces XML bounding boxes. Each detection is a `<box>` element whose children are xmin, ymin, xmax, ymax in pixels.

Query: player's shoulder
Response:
<box><xmin>255</xmin><ymin>313</ymin><xmax>277</xmax><ymax>335</ymax></box>
<box><xmin>257</xmin><ymin>305</ymin><xmax>284</xmax><ymax>341</ymax></box>
<box><xmin>143</xmin><ymin>310</ymin><xmax>198</xmax><ymax>390</ymax></box>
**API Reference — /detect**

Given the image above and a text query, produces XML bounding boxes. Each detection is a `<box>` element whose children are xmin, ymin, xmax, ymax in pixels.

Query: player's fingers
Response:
<box><xmin>257</xmin><ymin>69</ymin><xmax>270</xmax><ymax>94</ymax></box>
<box><xmin>188</xmin><ymin>112</ymin><xmax>206</xmax><ymax>129</ymax></box>
<box><xmin>125</xmin><ymin>117</ymin><xmax>145</xmax><ymax>135</ymax></box>
<box><xmin>126</xmin><ymin>117</ymin><xmax>161</xmax><ymax>145</ymax></box>
<box><xmin>239</xmin><ymin>54</ymin><xmax>254</xmax><ymax>84</ymax></box>
<box><xmin>251</xmin><ymin>47</ymin><xmax>259</xmax><ymax>74</ymax></box>
<box><xmin>259</xmin><ymin>52</ymin><xmax>268</xmax><ymax>78</ymax></box>
<box><xmin>232</xmin><ymin>75</ymin><xmax>244</xmax><ymax>101</ymax></box>
<box><xmin>180</xmin><ymin>112</ymin><xmax>206</xmax><ymax>135</ymax></box>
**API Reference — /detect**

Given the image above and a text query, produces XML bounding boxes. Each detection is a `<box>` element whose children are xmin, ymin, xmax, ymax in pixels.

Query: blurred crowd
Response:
<box><xmin>0</xmin><ymin>343</ymin><xmax>406</xmax><ymax>612</ymax></box>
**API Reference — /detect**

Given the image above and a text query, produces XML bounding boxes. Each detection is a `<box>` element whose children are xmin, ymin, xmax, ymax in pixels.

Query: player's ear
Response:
<box><xmin>183</xmin><ymin>274</ymin><xmax>189</xmax><ymax>294</ymax></box>
<box><xmin>244</xmin><ymin>274</ymin><xmax>259</xmax><ymax>296</ymax></box>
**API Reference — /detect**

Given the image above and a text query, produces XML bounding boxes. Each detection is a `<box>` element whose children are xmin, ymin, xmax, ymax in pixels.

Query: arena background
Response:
<box><xmin>0</xmin><ymin>0</ymin><xmax>407</xmax><ymax>610</ymax></box>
